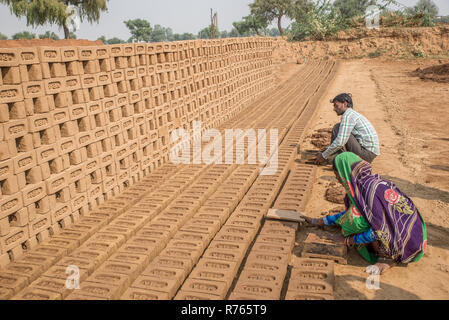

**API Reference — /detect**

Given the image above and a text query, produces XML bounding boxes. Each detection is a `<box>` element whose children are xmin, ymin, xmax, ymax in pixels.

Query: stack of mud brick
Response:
<box><xmin>0</xmin><ymin>37</ymin><xmax>274</xmax><ymax>268</ymax></box>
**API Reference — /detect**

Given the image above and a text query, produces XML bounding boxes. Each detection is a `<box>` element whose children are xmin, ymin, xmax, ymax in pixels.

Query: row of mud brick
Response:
<box><xmin>0</xmin><ymin>38</ymin><xmax>275</xmax><ymax>267</ymax></box>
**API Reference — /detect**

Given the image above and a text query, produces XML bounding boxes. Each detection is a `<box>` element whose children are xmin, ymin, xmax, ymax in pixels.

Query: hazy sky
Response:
<box><xmin>0</xmin><ymin>0</ymin><xmax>448</xmax><ymax>40</ymax></box>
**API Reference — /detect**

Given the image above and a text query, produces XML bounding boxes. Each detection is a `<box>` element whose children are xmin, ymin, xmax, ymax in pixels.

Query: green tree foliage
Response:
<box><xmin>288</xmin><ymin>0</ymin><xmax>347</xmax><ymax>41</ymax></box>
<box><xmin>97</xmin><ymin>35</ymin><xmax>107</xmax><ymax>43</ymax></box>
<box><xmin>69</xmin><ymin>32</ymin><xmax>77</xmax><ymax>39</ymax></box>
<box><xmin>0</xmin><ymin>33</ymin><xmax>8</xmax><ymax>40</ymax></box>
<box><xmin>124</xmin><ymin>18</ymin><xmax>152</xmax><ymax>42</ymax></box>
<box><xmin>12</xmin><ymin>31</ymin><xmax>36</xmax><ymax>40</ymax></box>
<box><xmin>232</xmin><ymin>14</ymin><xmax>268</xmax><ymax>36</ymax></box>
<box><xmin>250</xmin><ymin>0</ymin><xmax>298</xmax><ymax>36</ymax></box>
<box><xmin>198</xmin><ymin>26</ymin><xmax>220</xmax><ymax>39</ymax></box>
<box><xmin>39</xmin><ymin>31</ymin><xmax>60</xmax><ymax>40</ymax></box>
<box><xmin>0</xmin><ymin>0</ymin><xmax>108</xmax><ymax>39</ymax></box>
<box><xmin>290</xmin><ymin>0</ymin><xmax>314</xmax><ymax>22</ymax></box>
<box><xmin>333</xmin><ymin>0</ymin><xmax>377</xmax><ymax>20</ymax></box>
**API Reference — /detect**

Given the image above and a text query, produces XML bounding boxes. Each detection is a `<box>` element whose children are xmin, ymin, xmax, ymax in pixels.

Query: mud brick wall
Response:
<box><xmin>0</xmin><ymin>38</ymin><xmax>274</xmax><ymax>264</ymax></box>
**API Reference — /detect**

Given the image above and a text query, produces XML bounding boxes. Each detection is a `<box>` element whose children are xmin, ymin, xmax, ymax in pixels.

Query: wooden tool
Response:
<box><xmin>267</xmin><ymin>208</ymin><xmax>307</xmax><ymax>223</ymax></box>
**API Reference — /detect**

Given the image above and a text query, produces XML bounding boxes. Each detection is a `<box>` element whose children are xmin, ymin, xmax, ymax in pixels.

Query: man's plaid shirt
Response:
<box><xmin>322</xmin><ymin>108</ymin><xmax>380</xmax><ymax>159</ymax></box>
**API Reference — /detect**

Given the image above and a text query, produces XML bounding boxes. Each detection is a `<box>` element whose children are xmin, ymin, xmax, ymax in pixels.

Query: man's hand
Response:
<box><xmin>315</xmin><ymin>153</ymin><xmax>327</xmax><ymax>165</ymax></box>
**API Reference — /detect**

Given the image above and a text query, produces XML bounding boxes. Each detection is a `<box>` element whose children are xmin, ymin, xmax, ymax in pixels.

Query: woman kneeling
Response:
<box><xmin>304</xmin><ymin>152</ymin><xmax>427</xmax><ymax>274</ymax></box>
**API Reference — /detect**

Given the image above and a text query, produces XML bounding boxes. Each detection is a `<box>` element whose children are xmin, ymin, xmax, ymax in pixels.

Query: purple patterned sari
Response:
<box><xmin>348</xmin><ymin>160</ymin><xmax>427</xmax><ymax>263</ymax></box>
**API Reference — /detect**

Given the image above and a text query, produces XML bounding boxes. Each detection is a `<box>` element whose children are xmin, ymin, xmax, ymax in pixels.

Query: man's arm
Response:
<box><xmin>322</xmin><ymin>112</ymin><xmax>357</xmax><ymax>159</ymax></box>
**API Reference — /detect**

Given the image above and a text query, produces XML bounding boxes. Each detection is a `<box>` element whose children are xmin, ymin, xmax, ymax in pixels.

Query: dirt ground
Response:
<box><xmin>295</xmin><ymin>58</ymin><xmax>449</xmax><ymax>300</ymax></box>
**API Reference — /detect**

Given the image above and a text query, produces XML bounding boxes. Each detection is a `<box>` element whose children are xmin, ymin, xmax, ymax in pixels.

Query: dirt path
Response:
<box><xmin>300</xmin><ymin>58</ymin><xmax>449</xmax><ymax>299</ymax></box>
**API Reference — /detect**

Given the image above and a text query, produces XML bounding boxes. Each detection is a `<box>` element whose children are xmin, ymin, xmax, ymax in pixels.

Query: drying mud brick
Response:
<box><xmin>121</xmin><ymin>287</ymin><xmax>170</xmax><ymax>300</ymax></box>
<box><xmin>0</xmin><ymin>39</ymin><xmax>339</xmax><ymax>300</ymax></box>
<box><xmin>232</xmin><ymin>280</ymin><xmax>281</xmax><ymax>300</ymax></box>
<box><xmin>131</xmin><ymin>275</ymin><xmax>179</xmax><ymax>298</ymax></box>
<box><xmin>87</xmin><ymin>271</ymin><xmax>131</xmax><ymax>296</ymax></box>
<box><xmin>190</xmin><ymin>258</ymin><xmax>239</xmax><ymax>288</ymax></box>
<box><xmin>302</xmin><ymin>232</ymin><xmax>348</xmax><ymax>264</ymax></box>
<box><xmin>66</xmin><ymin>281</ymin><xmax>122</xmax><ymax>300</ymax></box>
<box><xmin>0</xmin><ymin>273</ymin><xmax>29</xmax><ymax>294</ymax></box>
<box><xmin>11</xmin><ymin>287</ymin><xmax>63</xmax><ymax>300</ymax></box>
<box><xmin>180</xmin><ymin>278</ymin><xmax>229</xmax><ymax>299</ymax></box>
<box><xmin>287</xmin><ymin>278</ymin><xmax>334</xmax><ymax>299</ymax></box>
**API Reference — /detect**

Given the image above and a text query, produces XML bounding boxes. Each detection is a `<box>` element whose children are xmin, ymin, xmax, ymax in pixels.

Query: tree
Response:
<box><xmin>12</xmin><ymin>31</ymin><xmax>36</xmax><ymax>40</ymax></box>
<box><xmin>106</xmin><ymin>37</ymin><xmax>125</xmax><ymax>44</ymax></box>
<box><xmin>413</xmin><ymin>0</ymin><xmax>439</xmax><ymax>17</ymax></box>
<box><xmin>267</xmin><ymin>27</ymin><xmax>281</xmax><ymax>36</ymax></box>
<box><xmin>39</xmin><ymin>31</ymin><xmax>60</xmax><ymax>40</ymax></box>
<box><xmin>180</xmin><ymin>33</ymin><xmax>196</xmax><ymax>40</ymax></box>
<box><xmin>124</xmin><ymin>18</ymin><xmax>152</xmax><ymax>42</ymax></box>
<box><xmin>97</xmin><ymin>35</ymin><xmax>107</xmax><ymax>43</ymax></box>
<box><xmin>249</xmin><ymin>0</ymin><xmax>296</xmax><ymax>36</ymax></box>
<box><xmin>151</xmin><ymin>24</ymin><xmax>167</xmax><ymax>42</ymax></box>
<box><xmin>233</xmin><ymin>14</ymin><xmax>268</xmax><ymax>36</ymax></box>
<box><xmin>0</xmin><ymin>0</ymin><xmax>108</xmax><ymax>39</ymax></box>
<box><xmin>0</xmin><ymin>33</ymin><xmax>7</xmax><ymax>40</ymax></box>
<box><xmin>69</xmin><ymin>32</ymin><xmax>77</xmax><ymax>39</ymax></box>
<box><xmin>198</xmin><ymin>26</ymin><xmax>219</xmax><ymax>39</ymax></box>
<box><xmin>288</xmin><ymin>0</ymin><xmax>347</xmax><ymax>40</ymax></box>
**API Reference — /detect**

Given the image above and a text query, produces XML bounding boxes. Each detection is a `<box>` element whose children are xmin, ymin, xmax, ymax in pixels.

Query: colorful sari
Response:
<box><xmin>333</xmin><ymin>152</ymin><xmax>427</xmax><ymax>264</ymax></box>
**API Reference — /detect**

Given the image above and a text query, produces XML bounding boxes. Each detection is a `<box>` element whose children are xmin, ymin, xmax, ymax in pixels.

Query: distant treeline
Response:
<box><xmin>1</xmin><ymin>0</ymin><xmax>448</xmax><ymax>42</ymax></box>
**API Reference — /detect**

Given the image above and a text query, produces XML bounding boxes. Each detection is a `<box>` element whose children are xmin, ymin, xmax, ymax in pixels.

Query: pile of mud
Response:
<box><xmin>325</xmin><ymin>182</ymin><xmax>346</xmax><ymax>204</ymax></box>
<box><xmin>412</xmin><ymin>62</ymin><xmax>449</xmax><ymax>83</ymax></box>
<box><xmin>310</xmin><ymin>128</ymin><xmax>333</xmax><ymax>149</ymax></box>
<box><xmin>0</xmin><ymin>38</ymin><xmax>103</xmax><ymax>48</ymax></box>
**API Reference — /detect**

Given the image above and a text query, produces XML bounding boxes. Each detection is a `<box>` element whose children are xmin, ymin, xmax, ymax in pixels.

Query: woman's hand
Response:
<box><xmin>344</xmin><ymin>236</ymin><xmax>355</xmax><ymax>248</ymax></box>
<box><xmin>303</xmin><ymin>217</ymin><xmax>324</xmax><ymax>227</ymax></box>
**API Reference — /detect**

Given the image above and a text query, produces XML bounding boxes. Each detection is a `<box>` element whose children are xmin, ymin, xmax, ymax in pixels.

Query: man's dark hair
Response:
<box><xmin>331</xmin><ymin>93</ymin><xmax>353</xmax><ymax>108</ymax></box>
